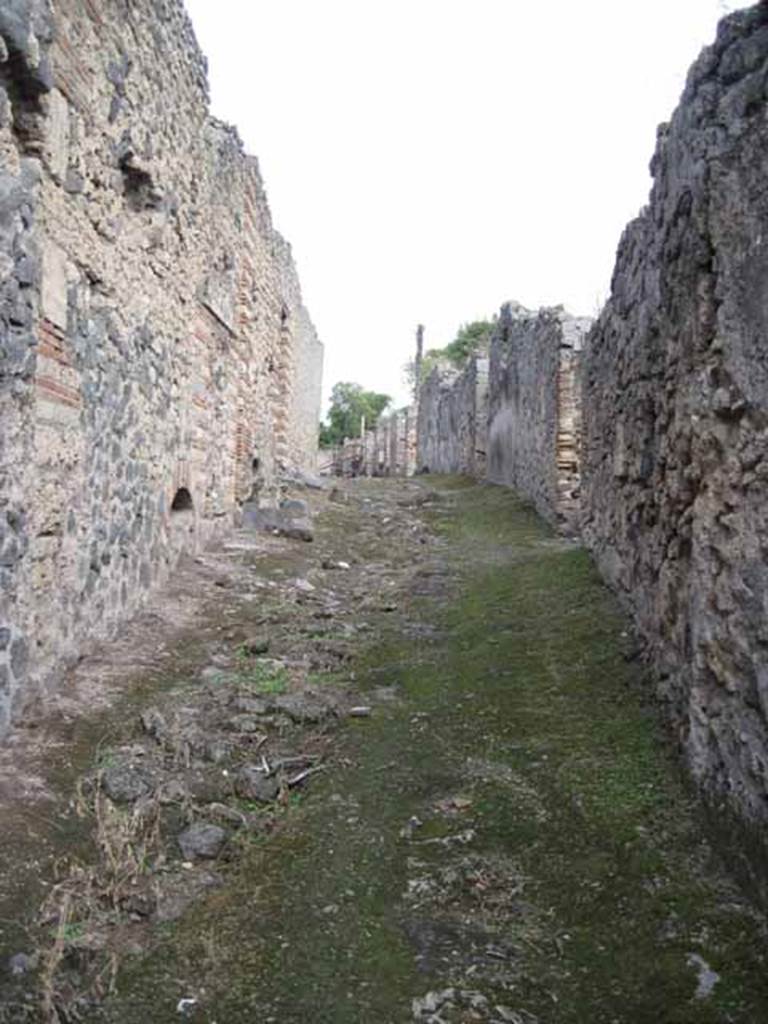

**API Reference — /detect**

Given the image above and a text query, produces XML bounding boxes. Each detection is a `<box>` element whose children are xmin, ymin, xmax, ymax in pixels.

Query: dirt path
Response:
<box><xmin>2</xmin><ymin>478</ymin><xmax>768</xmax><ymax>1023</ymax></box>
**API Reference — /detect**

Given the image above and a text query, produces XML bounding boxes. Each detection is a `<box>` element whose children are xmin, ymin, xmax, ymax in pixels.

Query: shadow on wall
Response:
<box><xmin>169</xmin><ymin>487</ymin><xmax>195</xmax><ymax>548</ymax></box>
<box><xmin>170</xmin><ymin>487</ymin><xmax>194</xmax><ymax>513</ymax></box>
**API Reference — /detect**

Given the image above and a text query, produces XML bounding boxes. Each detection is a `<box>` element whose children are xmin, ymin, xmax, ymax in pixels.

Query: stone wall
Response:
<box><xmin>329</xmin><ymin>407</ymin><xmax>416</xmax><ymax>479</ymax></box>
<box><xmin>416</xmin><ymin>356</ymin><xmax>489</xmax><ymax>477</ymax></box>
<box><xmin>488</xmin><ymin>303</ymin><xmax>590</xmax><ymax>533</ymax></box>
<box><xmin>411</xmin><ymin>308</ymin><xmax>587</xmax><ymax>533</ymax></box>
<box><xmin>276</xmin><ymin>234</ymin><xmax>324</xmax><ymax>474</ymax></box>
<box><xmin>582</xmin><ymin>3</ymin><xmax>768</xmax><ymax>827</ymax></box>
<box><xmin>0</xmin><ymin>0</ymin><xmax>322</xmax><ymax>732</ymax></box>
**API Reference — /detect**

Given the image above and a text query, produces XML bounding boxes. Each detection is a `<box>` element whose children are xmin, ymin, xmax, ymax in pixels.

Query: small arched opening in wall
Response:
<box><xmin>246</xmin><ymin>454</ymin><xmax>263</xmax><ymax>502</ymax></box>
<box><xmin>171</xmin><ymin>487</ymin><xmax>194</xmax><ymax>514</ymax></box>
<box><xmin>169</xmin><ymin>486</ymin><xmax>196</xmax><ymax>550</ymax></box>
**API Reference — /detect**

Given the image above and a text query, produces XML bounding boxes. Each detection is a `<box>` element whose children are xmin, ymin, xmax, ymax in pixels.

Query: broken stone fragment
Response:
<box><xmin>243</xmin><ymin>635</ymin><xmax>269</xmax><ymax>655</ymax></box>
<box><xmin>101</xmin><ymin>763</ymin><xmax>153</xmax><ymax>803</ymax></box>
<box><xmin>7</xmin><ymin>951</ymin><xmax>33</xmax><ymax>976</ymax></box>
<box><xmin>119</xmin><ymin>881</ymin><xmax>157</xmax><ymax>918</ymax></box>
<box><xmin>177</xmin><ymin>822</ymin><xmax>227</xmax><ymax>860</ymax></box>
<box><xmin>397</xmin><ymin>490</ymin><xmax>442</xmax><ymax>509</ymax></box>
<box><xmin>270</xmin><ymin>693</ymin><xmax>331</xmax><ymax>724</ymax></box>
<box><xmin>279</xmin><ymin>517</ymin><xmax>314</xmax><ymax>542</ymax></box>
<box><xmin>140</xmin><ymin>706</ymin><xmax>167</xmax><ymax>740</ymax></box>
<box><xmin>203</xmin><ymin>802</ymin><xmax>248</xmax><ymax>828</ymax></box>
<box><xmin>282</xmin><ymin>468</ymin><xmax>324</xmax><ymax>490</ymax></box>
<box><xmin>64</xmin><ymin>168</ymin><xmax>85</xmax><ymax>194</ymax></box>
<box><xmin>155</xmin><ymin>870</ymin><xmax>221</xmax><ymax>923</ymax></box>
<box><xmin>200</xmin><ymin>665</ymin><xmax>231</xmax><ymax>684</ymax></box>
<box><xmin>241</xmin><ymin>502</ymin><xmax>314</xmax><ymax>542</ymax></box>
<box><xmin>235</xmin><ymin>765</ymin><xmax>280</xmax><ymax>803</ymax></box>
<box><xmin>230</xmin><ymin>695</ymin><xmax>270</xmax><ymax>715</ymax></box>
<box><xmin>204</xmin><ymin>738</ymin><xmax>233</xmax><ymax>765</ymax></box>
<box><xmin>226</xmin><ymin>714</ymin><xmax>264</xmax><ymax>734</ymax></box>
<box><xmin>158</xmin><ymin>778</ymin><xmax>187</xmax><ymax>805</ymax></box>
<box><xmin>321</xmin><ymin>558</ymin><xmax>350</xmax><ymax>570</ymax></box>
<box><xmin>0</xmin><ymin>7</ymin><xmax>53</xmax><ymax>95</ymax></box>
<box><xmin>181</xmin><ymin>768</ymin><xmax>230</xmax><ymax>804</ymax></box>
<box><xmin>280</xmin><ymin>497</ymin><xmax>309</xmax><ymax>517</ymax></box>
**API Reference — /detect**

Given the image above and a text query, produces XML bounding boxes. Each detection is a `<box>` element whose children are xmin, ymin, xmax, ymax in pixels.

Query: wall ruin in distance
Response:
<box><xmin>329</xmin><ymin>407</ymin><xmax>416</xmax><ymax>479</ymax></box>
<box><xmin>416</xmin><ymin>357</ymin><xmax>489</xmax><ymax>478</ymax></box>
<box><xmin>488</xmin><ymin>304</ymin><xmax>590</xmax><ymax>533</ymax></box>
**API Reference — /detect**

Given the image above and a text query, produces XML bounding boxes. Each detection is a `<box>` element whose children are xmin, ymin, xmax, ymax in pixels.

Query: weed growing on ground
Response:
<box><xmin>306</xmin><ymin>671</ymin><xmax>339</xmax><ymax>687</ymax></box>
<box><xmin>236</xmin><ymin>660</ymin><xmax>289</xmax><ymax>695</ymax></box>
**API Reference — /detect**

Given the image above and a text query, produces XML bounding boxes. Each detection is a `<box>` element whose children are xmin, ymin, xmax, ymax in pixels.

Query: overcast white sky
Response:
<box><xmin>184</xmin><ymin>0</ymin><xmax>744</xmax><ymax>411</ymax></box>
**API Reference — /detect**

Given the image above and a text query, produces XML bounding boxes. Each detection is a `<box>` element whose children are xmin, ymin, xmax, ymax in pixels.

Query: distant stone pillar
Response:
<box><xmin>414</xmin><ymin>325</ymin><xmax>425</xmax><ymax>472</ymax></box>
<box><xmin>415</xmin><ymin>324</ymin><xmax>425</xmax><ymax>398</ymax></box>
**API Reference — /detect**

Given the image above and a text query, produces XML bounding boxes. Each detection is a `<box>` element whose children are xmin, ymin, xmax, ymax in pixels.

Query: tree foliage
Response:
<box><xmin>438</xmin><ymin>320</ymin><xmax>495</xmax><ymax>365</ymax></box>
<box><xmin>403</xmin><ymin>318</ymin><xmax>495</xmax><ymax>395</ymax></box>
<box><xmin>319</xmin><ymin>382</ymin><xmax>392</xmax><ymax>447</ymax></box>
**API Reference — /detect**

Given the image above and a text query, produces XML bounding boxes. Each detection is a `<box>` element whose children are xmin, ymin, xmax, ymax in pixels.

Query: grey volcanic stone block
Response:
<box><xmin>101</xmin><ymin>764</ymin><xmax>154</xmax><ymax>804</ymax></box>
<box><xmin>235</xmin><ymin>766</ymin><xmax>279</xmax><ymax>804</ymax></box>
<box><xmin>178</xmin><ymin>822</ymin><xmax>227</xmax><ymax>860</ymax></box>
<box><xmin>242</xmin><ymin>503</ymin><xmax>314</xmax><ymax>542</ymax></box>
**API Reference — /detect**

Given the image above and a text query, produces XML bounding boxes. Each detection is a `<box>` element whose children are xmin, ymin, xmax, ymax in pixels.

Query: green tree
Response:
<box><xmin>403</xmin><ymin>318</ymin><xmax>495</xmax><ymax>395</ymax></box>
<box><xmin>319</xmin><ymin>382</ymin><xmax>392</xmax><ymax>447</ymax></box>
<box><xmin>440</xmin><ymin>319</ymin><xmax>495</xmax><ymax>364</ymax></box>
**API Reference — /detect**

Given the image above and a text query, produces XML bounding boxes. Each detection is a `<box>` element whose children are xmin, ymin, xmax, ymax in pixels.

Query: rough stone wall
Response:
<box><xmin>276</xmin><ymin>234</ymin><xmax>323</xmax><ymax>474</ymax></box>
<box><xmin>330</xmin><ymin>407</ymin><xmax>416</xmax><ymax>478</ymax></box>
<box><xmin>416</xmin><ymin>357</ymin><xmax>489</xmax><ymax>476</ymax></box>
<box><xmin>289</xmin><ymin>302</ymin><xmax>324</xmax><ymax>473</ymax></box>
<box><xmin>488</xmin><ymin>303</ymin><xmax>590</xmax><ymax>532</ymax></box>
<box><xmin>582</xmin><ymin>3</ymin><xmax>768</xmax><ymax>827</ymax></box>
<box><xmin>0</xmin><ymin>0</ymin><xmax>322</xmax><ymax>732</ymax></box>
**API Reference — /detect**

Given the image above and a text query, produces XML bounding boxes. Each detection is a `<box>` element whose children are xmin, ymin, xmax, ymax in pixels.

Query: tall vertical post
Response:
<box><xmin>413</xmin><ymin>324</ymin><xmax>425</xmax><ymax>475</ymax></box>
<box><xmin>415</xmin><ymin>324</ymin><xmax>425</xmax><ymax>399</ymax></box>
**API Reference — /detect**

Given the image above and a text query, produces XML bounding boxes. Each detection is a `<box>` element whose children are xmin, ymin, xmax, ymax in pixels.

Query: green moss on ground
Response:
<box><xmin>98</xmin><ymin>480</ymin><xmax>768</xmax><ymax>1023</ymax></box>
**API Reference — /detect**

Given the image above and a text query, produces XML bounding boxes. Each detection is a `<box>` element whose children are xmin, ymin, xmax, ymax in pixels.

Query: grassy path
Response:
<box><xmin>60</xmin><ymin>479</ymin><xmax>768</xmax><ymax>1021</ymax></box>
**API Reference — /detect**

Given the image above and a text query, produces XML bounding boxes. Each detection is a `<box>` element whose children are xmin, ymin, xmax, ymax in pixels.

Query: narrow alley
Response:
<box><xmin>2</xmin><ymin>479</ymin><xmax>767</xmax><ymax>1023</ymax></box>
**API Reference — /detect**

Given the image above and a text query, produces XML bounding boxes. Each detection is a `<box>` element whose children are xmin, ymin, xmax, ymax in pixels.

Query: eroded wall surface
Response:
<box><xmin>416</xmin><ymin>357</ymin><xmax>489</xmax><ymax>477</ymax></box>
<box><xmin>582</xmin><ymin>4</ymin><xmax>768</xmax><ymax>824</ymax></box>
<box><xmin>0</xmin><ymin>0</ymin><xmax>322</xmax><ymax>731</ymax></box>
<box><xmin>487</xmin><ymin>304</ymin><xmax>590</xmax><ymax>532</ymax></box>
